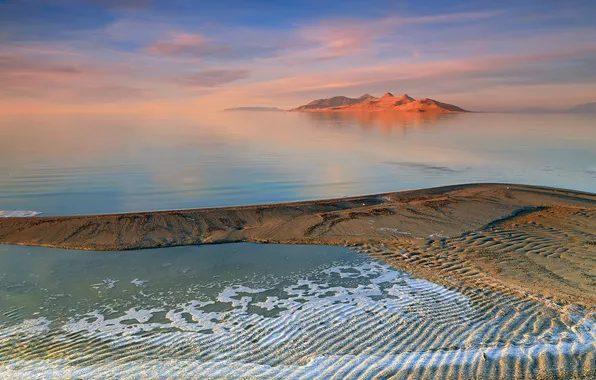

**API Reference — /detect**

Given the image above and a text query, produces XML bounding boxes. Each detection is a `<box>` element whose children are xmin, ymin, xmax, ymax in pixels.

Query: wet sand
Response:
<box><xmin>1</xmin><ymin>183</ymin><xmax>595</xmax><ymax>306</ymax></box>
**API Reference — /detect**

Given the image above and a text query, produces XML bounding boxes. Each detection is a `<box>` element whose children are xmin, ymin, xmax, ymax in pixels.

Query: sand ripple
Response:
<box><xmin>1</xmin><ymin>256</ymin><xmax>594</xmax><ymax>379</ymax></box>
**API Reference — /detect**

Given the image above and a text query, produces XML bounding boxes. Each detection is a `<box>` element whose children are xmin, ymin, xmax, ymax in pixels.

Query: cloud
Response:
<box><xmin>75</xmin><ymin>84</ymin><xmax>148</xmax><ymax>101</ymax></box>
<box><xmin>144</xmin><ymin>10</ymin><xmax>495</xmax><ymax>63</ymax></box>
<box><xmin>1</xmin><ymin>3</ymin><xmax>595</xmax><ymax>111</ymax></box>
<box><xmin>179</xmin><ymin>69</ymin><xmax>251</xmax><ymax>87</ymax></box>
<box><xmin>298</xmin><ymin>25</ymin><xmax>376</xmax><ymax>61</ymax></box>
<box><xmin>35</xmin><ymin>0</ymin><xmax>151</xmax><ymax>11</ymax></box>
<box><xmin>0</xmin><ymin>53</ymin><xmax>82</xmax><ymax>75</ymax></box>
<box><xmin>0</xmin><ymin>52</ymin><xmax>149</xmax><ymax>102</ymax></box>
<box><xmin>85</xmin><ymin>0</ymin><xmax>151</xmax><ymax>10</ymax></box>
<box><xmin>395</xmin><ymin>11</ymin><xmax>498</xmax><ymax>25</ymax></box>
<box><xmin>146</xmin><ymin>33</ymin><xmax>229</xmax><ymax>58</ymax></box>
<box><xmin>279</xmin><ymin>11</ymin><xmax>499</xmax><ymax>63</ymax></box>
<box><xmin>145</xmin><ymin>31</ymin><xmax>313</xmax><ymax>61</ymax></box>
<box><xmin>0</xmin><ymin>53</ymin><xmax>87</xmax><ymax>97</ymax></box>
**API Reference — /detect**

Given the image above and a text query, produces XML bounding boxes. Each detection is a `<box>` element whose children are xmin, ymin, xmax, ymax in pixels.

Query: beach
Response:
<box><xmin>2</xmin><ymin>183</ymin><xmax>595</xmax><ymax>307</ymax></box>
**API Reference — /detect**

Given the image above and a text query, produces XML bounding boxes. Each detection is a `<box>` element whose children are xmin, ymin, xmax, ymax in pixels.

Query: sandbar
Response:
<box><xmin>1</xmin><ymin>183</ymin><xmax>595</xmax><ymax>306</ymax></box>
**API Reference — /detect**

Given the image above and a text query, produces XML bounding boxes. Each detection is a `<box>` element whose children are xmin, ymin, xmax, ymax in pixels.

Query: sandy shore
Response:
<box><xmin>1</xmin><ymin>183</ymin><xmax>595</xmax><ymax>306</ymax></box>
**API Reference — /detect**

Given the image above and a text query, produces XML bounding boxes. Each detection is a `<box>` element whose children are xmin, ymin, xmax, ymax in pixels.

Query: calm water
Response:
<box><xmin>1</xmin><ymin>243</ymin><xmax>594</xmax><ymax>378</ymax></box>
<box><xmin>1</xmin><ymin>112</ymin><xmax>595</xmax><ymax>216</ymax></box>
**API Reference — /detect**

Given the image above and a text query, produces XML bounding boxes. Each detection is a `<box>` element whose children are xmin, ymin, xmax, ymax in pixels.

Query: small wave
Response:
<box><xmin>0</xmin><ymin>210</ymin><xmax>42</xmax><ymax>218</ymax></box>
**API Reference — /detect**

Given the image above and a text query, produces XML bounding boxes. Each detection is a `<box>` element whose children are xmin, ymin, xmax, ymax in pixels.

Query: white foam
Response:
<box><xmin>90</xmin><ymin>278</ymin><xmax>119</xmax><ymax>290</ymax></box>
<box><xmin>0</xmin><ymin>210</ymin><xmax>41</xmax><ymax>218</ymax></box>
<box><xmin>2</xmin><ymin>254</ymin><xmax>594</xmax><ymax>379</ymax></box>
<box><xmin>63</xmin><ymin>308</ymin><xmax>166</xmax><ymax>337</ymax></box>
<box><xmin>130</xmin><ymin>278</ymin><xmax>147</xmax><ymax>287</ymax></box>
<box><xmin>429</xmin><ymin>232</ymin><xmax>447</xmax><ymax>239</ymax></box>
<box><xmin>254</xmin><ymin>296</ymin><xmax>300</xmax><ymax>311</ymax></box>
<box><xmin>0</xmin><ymin>318</ymin><xmax>51</xmax><ymax>340</ymax></box>
<box><xmin>217</xmin><ymin>285</ymin><xmax>268</xmax><ymax>310</ymax></box>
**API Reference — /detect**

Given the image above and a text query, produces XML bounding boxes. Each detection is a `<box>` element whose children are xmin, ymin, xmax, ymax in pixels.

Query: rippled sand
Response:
<box><xmin>365</xmin><ymin>204</ymin><xmax>596</xmax><ymax>306</ymax></box>
<box><xmin>1</xmin><ymin>244</ymin><xmax>594</xmax><ymax>379</ymax></box>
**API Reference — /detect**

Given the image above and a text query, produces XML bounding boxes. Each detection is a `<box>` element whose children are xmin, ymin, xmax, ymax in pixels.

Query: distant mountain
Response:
<box><xmin>492</xmin><ymin>102</ymin><xmax>596</xmax><ymax>114</ymax></box>
<box><xmin>502</xmin><ymin>104</ymin><xmax>596</xmax><ymax>113</ymax></box>
<box><xmin>505</xmin><ymin>107</ymin><xmax>562</xmax><ymax>114</ymax></box>
<box><xmin>289</xmin><ymin>94</ymin><xmax>378</xmax><ymax>111</ymax></box>
<box><xmin>222</xmin><ymin>106</ymin><xmax>284</xmax><ymax>112</ymax></box>
<box><xmin>290</xmin><ymin>92</ymin><xmax>468</xmax><ymax>113</ymax></box>
<box><xmin>566</xmin><ymin>102</ymin><xmax>596</xmax><ymax>114</ymax></box>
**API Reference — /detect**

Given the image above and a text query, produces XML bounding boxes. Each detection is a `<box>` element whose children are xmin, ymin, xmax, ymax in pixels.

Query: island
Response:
<box><xmin>289</xmin><ymin>92</ymin><xmax>469</xmax><ymax>113</ymax></box>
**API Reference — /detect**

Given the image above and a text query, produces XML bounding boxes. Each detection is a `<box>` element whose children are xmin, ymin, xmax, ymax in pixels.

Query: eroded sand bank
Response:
<box><xmin>1</xmin><ymin>183</ymin><xmax>595</xmax><ymax>305</ymax></box>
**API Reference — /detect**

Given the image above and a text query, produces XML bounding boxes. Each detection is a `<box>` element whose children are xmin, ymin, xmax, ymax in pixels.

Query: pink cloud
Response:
<box><xmin>299</xmin><ymin>25</ymin><xmax>376</xmax><ymax>61</ymax></box>
<box><xmin>291</xmin><ymin>11</ymin><xmax>499</xmax><ymax>62</ymax></box>
<box><xmin>178</xmin><ymin>69</ymin><xmax>251</xmax><ymax>87</ymax></box>
<box><xmin>146</xmin><ymin>33</ymin><xmax>229</xmax><ymax>58</ymax></box>
<box><xmin>0</xmin><ymin>51</ymin><xmax>151</xmax><ymax>102</ymax></box>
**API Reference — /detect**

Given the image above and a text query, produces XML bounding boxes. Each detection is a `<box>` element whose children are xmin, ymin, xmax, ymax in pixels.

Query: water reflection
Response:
<box><xmin>304</xmin><ymin>110</ymin><xmax>454</xmax><ymax>133</ymax></box>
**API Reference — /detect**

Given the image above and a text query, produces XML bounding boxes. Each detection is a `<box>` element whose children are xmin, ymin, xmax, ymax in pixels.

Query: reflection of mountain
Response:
<box><xmin>290</xmin><ymin>92</ymin><xmax>469</xmax><ymax>113</ymax></box>
<box><xmin>303</xmin><ymin>109</ymin><xmax>460</xmax><ymax>132</ymax></box>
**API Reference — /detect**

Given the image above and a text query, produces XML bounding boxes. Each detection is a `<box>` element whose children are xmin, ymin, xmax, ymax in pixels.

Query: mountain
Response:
<box><xmin>566</xmin><ymin>102</ymin><xmax>596</xmax><ymax>114</ymax></box>
<box><xmin>289</xmin><ymin>94</ymin><xmax>378</xmax><ymax>111</ymax></box>
<box><xmin>355</xmin><ymin>93</ymin><xmax>377</xmax><ymax>102</ymax></box>
<box><xmin>290</xmin><ymin>93</ymin><xmax>468</xmax><ymax>113</ymax></box>
<box><xmin>394</xmin><ymin>98</ymin><xmax>468</xmax><ymax>113</ymax></box>
<box><xmin>223</xmin><ymin>106</ymin><xmax>284</xmax><ymax>112</ymax></box>
<box><xmin>349</xmin><ymin>93</ymin><xmax>416</xmax><ymax>110</ymax></box>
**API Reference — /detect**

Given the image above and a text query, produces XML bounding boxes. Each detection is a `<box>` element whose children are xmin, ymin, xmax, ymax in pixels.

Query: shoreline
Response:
<box><xmin>2</xmin><ymin>182</ymin><xmax>594</xmax><ymax>220</ymax></box>
<box><xmin>1</xmin><ymin>183</ymin><xmax>595</xmax><ymax>305</ymax></box>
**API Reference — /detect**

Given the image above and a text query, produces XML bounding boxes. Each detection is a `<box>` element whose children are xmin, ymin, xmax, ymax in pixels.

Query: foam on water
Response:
<box><xmin>0</xmin><ymin>210</ymin><xmax>41</xmax><ymax>217</ymax></box>
<box><xmin>130</xmin><ymin>278</ymin><xmax>147</xmax><ymax>287</ymax></box>
<box><xmin>0</xmin><ymin>244</ymin><xmax>594</xmax><ymax>379</ymax></box>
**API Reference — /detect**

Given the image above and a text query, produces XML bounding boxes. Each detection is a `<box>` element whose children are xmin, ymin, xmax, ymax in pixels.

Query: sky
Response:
<box><xmin>1</xmin><ymin>0</ymin><xmax>595</xmax><ymax>113</ymax></box>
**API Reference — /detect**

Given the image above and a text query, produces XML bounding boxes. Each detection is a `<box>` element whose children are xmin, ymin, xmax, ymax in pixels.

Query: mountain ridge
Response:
<box><xmin>289</xmin><ymin>92</ymin><xmax>468</xmax><ymax>113</ymax></box>
<box><xmin>567</xmin><ymin>102</ymin><xmax>596</xmax><ymax>114</ymax></box>
<box><xmin>290</xmin><ymin>94</ymin><xmax>378</xmax><ymax>111</ymax></box>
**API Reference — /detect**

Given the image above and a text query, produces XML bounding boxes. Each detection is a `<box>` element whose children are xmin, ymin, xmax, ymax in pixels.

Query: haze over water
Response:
<box><xmin>1</xmin><ymin>112</ymin><xmax>594</xmax><ymax>216</ymax></box>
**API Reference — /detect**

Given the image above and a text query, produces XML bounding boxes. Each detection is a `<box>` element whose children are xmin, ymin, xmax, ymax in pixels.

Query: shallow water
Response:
<box><xmin>1</xmin><ymin>112</ymin><xmax>595</xmax><ymax>216</ymax></box>
<box><xmin>1</xmin><ymin>243</ymin><xmax>594</xmax><ymax>378</ymax></box>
